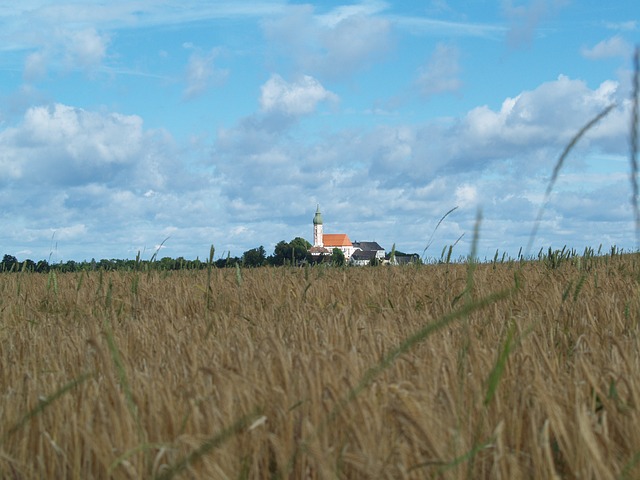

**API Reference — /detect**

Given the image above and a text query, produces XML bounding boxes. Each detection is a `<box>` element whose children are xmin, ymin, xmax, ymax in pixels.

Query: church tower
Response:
<box><xmin>313</xmin><ymin>204</ymin><xmax>323</xmax><ymax>247</ymax></box>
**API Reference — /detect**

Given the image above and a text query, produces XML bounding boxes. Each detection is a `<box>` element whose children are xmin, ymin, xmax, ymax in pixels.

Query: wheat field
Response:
<box><xmin>1</xmin><ymin>254</ymin><xmax>640</xmax><ymax>479</ymax></box>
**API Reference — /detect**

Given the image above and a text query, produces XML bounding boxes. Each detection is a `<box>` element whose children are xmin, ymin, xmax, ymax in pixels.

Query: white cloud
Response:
<box><xmin>1</xmin><ymin>2</ymin><xmax>286</xmax><ymax>42</ymax></box>
<box><xmin>64</xmin><ymin>28</ymin><xmax>109</xmax><ymax>68</ymax></box>
<box><xmin>455</xmin><ymin>184</ymin><xmax>478</xmax><ymax>208</ymax></box>
<box><xmin>416</xmin><ymin>43</ymin><xmax>462</xmax><ymax>98</ymax></box>
<box><xmin>24</xmin><ymin>51</ymin><xmax>48</xmax><ymax>81</ymax></box>
<box><xmin>1</xmin><ymin>43</ymin><xmax>635</xmax><ymax>262</ymax></box>
<box><xmin>0</xmin><ymin>101</ymin><xmax>230</xmax><ymax>261</ymax></box>
<box><xmin>22</xmin><ymin>27</ymin><xmax>110</xmax><ymax>81</ymax></box>
<box><xmin>207</xmin><ymin>70</ymin><xmax>634</xmax><ymax>260</ymax></box>
<box><xmin>604</xmin><ymin>20</ymin><xmax>638</xmax><ymax>32</ymax></box>
<box><xmin>1</xmin><ymin>1</ymin><xmax>285</xmax><ymax>86</ymax></box>
<box><xmin>24</xmin><ymin>103</ymin><xmax>141</xmax><ymax>162</ymax></box>
<box><xmin>260</xmin><ymin>74</ymin><xmax>338</xmax><ymax>116</ymax></box>
<box><xmin>54</xmin><ymin>224</ymin><xmax>88</xmax><ymax>240</ymax></box>
<box><xmin>183</xmin><ymin>48</ymin><xmax>229</xmax><ymax>100</ymax></box>
<box><xmin>0</xmin><ymin>103</ymin><xmax>177</xmax><ymax>190</ymax></box>
<box><xmin>501</xmin><ymin>0</ymin><xmax>568</xmax><ymax>48</ymax></box>
<box><xmin>320</xmin><ymin>13</ymin><xmax>391</xmax><ymax>73</ymax></box>
<box><xmin>263</xmin><ymin>4</ymin><xmax>392</xmax><ymax>78</ymax></box>
<box><xmin>316</xmin><ymin>0</ymin><xmax>388</xmax><ymax>28</ymax></box>
<box><xmin>581</xmin><ymin>35</ymin><xmax>633</xmax><ymax>60</ymax></box>
<box><xmin>456</xmin><ymin>76</ymin><xmax>620</xmax><ymax>151</ymax></box>
<box><xmin>390</xmin><ymin>15</ymin><xmax>505</xmax><ymax>39</ymax></box>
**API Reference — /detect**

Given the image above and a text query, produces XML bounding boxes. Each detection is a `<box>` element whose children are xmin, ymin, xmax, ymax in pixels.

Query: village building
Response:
<box><xmin>352</xmin><ymin>241</ymin><xmax>385</xmax><ymax>260</ymax></box>
<box><xmin>310</xmin><ymin>205</ymin><xmax>383</xmax><ymax>263</ymax></box>
<box><xmin>350</xmin><ymin>241</ymin><xmax>385</xmax><ymax>266</ymax></box>
<box><xmin>390</xmin><ymin>253</ymin><xmax>421</xmax><ymax>265</ymax></box>
<box><xmin>350</xmin><ymin>249</ymin><xmax>379</xmax><ymax>266</ymax></box>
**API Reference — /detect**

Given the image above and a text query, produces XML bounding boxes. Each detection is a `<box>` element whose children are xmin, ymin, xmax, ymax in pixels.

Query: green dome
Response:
<box><xmin>313</xmin><ymin>204</ymin><xmax>323</xmax><ymax>225</ymax></box>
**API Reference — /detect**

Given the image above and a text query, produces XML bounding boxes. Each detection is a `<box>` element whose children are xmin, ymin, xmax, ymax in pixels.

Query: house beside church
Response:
<box><xmin>309</xmin><ymin>205</ymin><xmax>384</xmax><ymax>264</ymax></box>
<box><xmin>350</xmin><ymin>241</ymin><xmax>385</xmax><ymax>265</ymax></box>
<box><xmin>350</xmin><ymin>249</ymin><xmax>379</xmax><ymax>266</ymax></box>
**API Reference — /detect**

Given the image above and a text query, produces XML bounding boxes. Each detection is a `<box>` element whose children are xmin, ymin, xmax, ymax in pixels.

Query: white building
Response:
<box><xmin>309</xmin><ymin>205</ymin><xmax>378</xmax><ymax>262</ymax></box>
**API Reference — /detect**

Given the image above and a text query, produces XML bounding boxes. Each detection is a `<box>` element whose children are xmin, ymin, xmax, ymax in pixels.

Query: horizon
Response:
<box><xmin>0</xmin><ymin>1</ymin><xmax>638</xmax><ymax>262</ymax></box>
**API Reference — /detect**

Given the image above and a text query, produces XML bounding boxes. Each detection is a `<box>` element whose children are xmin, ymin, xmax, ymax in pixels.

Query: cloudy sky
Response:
<box><xmin>0</xmin><ymin>1</ymin><xmax>638</xmax><ymax>262</ymax></box>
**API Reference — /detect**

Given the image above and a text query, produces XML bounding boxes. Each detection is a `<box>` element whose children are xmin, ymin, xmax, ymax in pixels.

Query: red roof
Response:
<box><xmin>323</xmin><ymin>234</ymin><xmax>352</xmax><ymax>247</ymax></box>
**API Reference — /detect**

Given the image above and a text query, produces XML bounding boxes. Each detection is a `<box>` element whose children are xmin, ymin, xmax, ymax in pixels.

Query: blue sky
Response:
<box><xmin>0</xmin><ymin>1</ymin><xmax>638</xmax><ymax>262</ymax></box>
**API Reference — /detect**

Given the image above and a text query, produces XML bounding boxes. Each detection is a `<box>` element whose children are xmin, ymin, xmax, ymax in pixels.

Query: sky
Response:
<box><xmin>0</xmin><ymin>1</ymin><xmax>638</xmax><ymax>263</ymax></box>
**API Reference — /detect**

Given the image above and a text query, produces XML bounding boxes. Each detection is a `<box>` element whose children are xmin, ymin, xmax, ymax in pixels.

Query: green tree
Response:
<box><xmin>97</xmin><ymin>259</ymin><xmax>115</xmax><ymax>270</ymax></box>
<box><xmin>270</xmin><ymin>238</ymin><xmax>311</xmax><ymax>266</ymax></box>
<box><xmin>243</xmin><ymin>246</ymin><xmax>266</xmax><ymax>267</ymax></box>
<box><xmin>290</xmin><ymin>237</ymin><xmax>311</xmax><ymax>265</ymax></box>
<box><xmin>35</xmin><ymin>260</ymin><xmax>49</xmax><ymax>273</ymax></box>
<box><xmin>271</xmin><ymin>240</ymin><xmax>290</xmax><ymax>266</ymax></box>
<box><xmin>1</xmin><ymin>255</ymin><xmax>18</xmax><ymax>272</ymax></box>
<box><xmin>331</xmin><ymin>248</ymin><xmax>345</xmax><ymax>266</ymax></box>
<box><xmin>158</xmin><ymin>257</ymin><xmax>177</xmax><ymax>270</ymax></box>
<box><xmin>290</xmin><ymin>236</ymin><xmax>311</xmax><ymax>252</ymax></box>
<box><xmin>62</xmin><ymin>260</ymin><xmax>78</xmax><ymax>272</ymax></box>
<box><xmin>215</xmin><ymin>253</ymin><xmax>240</xmax><ymax>268</ymax></box>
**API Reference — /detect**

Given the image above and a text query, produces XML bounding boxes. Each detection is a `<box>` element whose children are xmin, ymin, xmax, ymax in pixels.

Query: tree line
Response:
<box><xmin>0</xmin><ymin>237</ymin><xmax>356</xmax><ymax>273</ymax></box>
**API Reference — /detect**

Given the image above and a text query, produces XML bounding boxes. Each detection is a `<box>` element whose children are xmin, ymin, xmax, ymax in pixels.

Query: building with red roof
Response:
<box><xmin>311</xmin><ymin>205</ymin><xmax>357</xmax><ymax>260</ymax></box>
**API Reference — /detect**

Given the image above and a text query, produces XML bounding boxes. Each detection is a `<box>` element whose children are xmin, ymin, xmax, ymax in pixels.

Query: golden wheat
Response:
<box><xmin>1</xmin><ymin>257</ymin><xmax>639</xmax><ymax>479</ymax></box>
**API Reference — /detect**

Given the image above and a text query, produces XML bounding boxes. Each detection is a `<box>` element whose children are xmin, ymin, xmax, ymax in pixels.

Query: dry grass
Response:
<box><xmin>1</xmin><ymin>256</ymin><xmax>640</xmax><ymax>479</ymax></box>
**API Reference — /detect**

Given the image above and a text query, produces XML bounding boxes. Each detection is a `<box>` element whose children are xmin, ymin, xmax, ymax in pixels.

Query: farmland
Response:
<box><xmin>1</xmin><ymin>254</ymin><xmax>640</xmax><ymax>479</ymax></box>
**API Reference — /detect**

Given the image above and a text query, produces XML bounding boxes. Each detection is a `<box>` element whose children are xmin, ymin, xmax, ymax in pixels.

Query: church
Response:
<box><xmin>308</xmin><ymin>205</ymin><xmax>384</xmax><ymax>263</ymax></box>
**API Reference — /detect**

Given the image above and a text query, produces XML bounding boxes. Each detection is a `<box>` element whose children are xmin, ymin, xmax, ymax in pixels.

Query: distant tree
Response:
<box><xmin>63</xmin><ymin>260</ymin><xmax>78</xmax><ymax>272</ymax></box>
<box><xmin>126</xmin><ymin>259</ymin><xmax>139</xmax><ymax>270</ymax></box>
<box><xmin>19</xmin><ymin>259</ymin><xmax>33</xmax><ymax>272</ymax></box>
<box><xmin>97</xmin><ymin>259</ymin><xmax>115</xmax><ymax>270</ymax></box>
<box><xmin>290</xmin><ymin>237</ymin><xmax>311</xmax><ymax>252</ymax></box>
<box><xmin>215</xmin><ymin>254</ymin><xmax>240</xmax><ymax>268</ymax></box>
<box><xmin>34</xmin><ymin>260</ymin><xmax>49</xmax><ymax>273</ymax></box>
<box><xmin>214</xmin><ymin>258</ymin><xmax>227</xmax><ymax>268</ymax></box>
<box><xmin>271</xmin><ymin>240</ymin><xmax>291</xmax><ymax>266</ymax></box>
<box><xmin>270</xmin><ymin>238</ymin><xmax>311</xmax><ymax>266</ymax></box>
<box><xmin>269</xmin><ymin>240</ymin><xmax>291</xmax><ymax>266</ymax></box>
<box><xmin>158</xmin><ymin>257</ymin><xmax>177</xmax><ymax>270</ymax></box>
<box><xmin>289</xmin><ymin>237</ymin><xmax>311</xmax><ymax>265</ymax></box>
<box><xmin>243</xmin><ymin>246</ymin><xmax>266</xmax><ymax>267</ymax></box>
<box><xmin>331</xmin><ymin>248</ymin><xmax>345</xmax><ymax>267</ymax></box>
<box><xmin>1</xmin><ymin>254</ymin><xmax>18</xmax><ymax>272</ymax></box>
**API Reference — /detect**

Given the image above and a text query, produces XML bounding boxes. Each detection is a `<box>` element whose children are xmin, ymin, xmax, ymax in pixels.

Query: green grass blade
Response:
<box><xmin>103</xmin><ymin>317</ymin><xmax>143</xmax><ymax>440</ymax></box>
<box><xmin>339</xmin><ymin>285</ymin><xmax>515</xmax><ymax>421</ymax></box>
<box><xmin>484</xmin><ymin>322</ymin><xmax>515</xmax><ymax>406</ymax></box>
<box><xmin>527</xmin><ymin>103</ymin><xmax>616</xmax><ymax>255</ymax></box>
<box><xmin>423</xmin><ymin>206</ymin><xmax>458</xmax><ymax>260</ymax></box>
<box><xmin>620</xmin><ymin>450</ymin><xmax>640</xmax><ymax>480</ymax></box>
<box><xmin>630</xmin><ymin>46</ymin><xmax>639</xmax><ymax>248</ymax></box>
<box><xmin>1</xmin><ymin>372</ymin><xmax>93</xmax><ymax>445</ymax></box>
<box><xmin>109</xmin><ymin>443</ymin><xmax>172</xmax><ymax>475</ymax></box>
<box><xmin>156</xmin><ymin>410</ymin><xmax>262</xmax><ymax>480</ymax></box>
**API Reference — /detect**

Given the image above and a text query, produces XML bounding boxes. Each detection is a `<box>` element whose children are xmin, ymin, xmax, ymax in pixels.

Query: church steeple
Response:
<box><xmin>313</xmin><ymin>204</ymin><xmax>323</xmax><ymax>225</ymax></box>
<box><xmin>313</xmin><ymin>204</ymin><xmax>323</xmax><ymax>247</ymax></box>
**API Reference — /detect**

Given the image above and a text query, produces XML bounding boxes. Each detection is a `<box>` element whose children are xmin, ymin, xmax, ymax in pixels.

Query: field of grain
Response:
<box><xmin>1</xmin><ymin>255</ymin><xmax>640</xmax><ymax>479</ymax></box>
